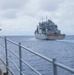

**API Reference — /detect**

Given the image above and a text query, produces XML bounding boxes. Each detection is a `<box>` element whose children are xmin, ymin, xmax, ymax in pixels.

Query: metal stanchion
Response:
<box><xmin>19</xmin><ymin>43</ymin><xmax>22</xmax><ymax>75</ymax></box>
<box><xmin>52</xmin><ymin>58</ymin><xmax>57</xmax><ymax>75</ymax></box>
<box><xmin>5</xmin><ymin>37</ymin><xmax>8</xmax><ymax>75</ymax></box>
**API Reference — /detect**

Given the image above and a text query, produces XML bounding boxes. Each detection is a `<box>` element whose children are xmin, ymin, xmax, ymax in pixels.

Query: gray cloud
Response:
<box><xmin>0</xmin><ymin>0</ymin><xmax>30</xmax><ymax>19</ymax></box>
<box><xmin>3</xmin><ymin>11</ymin><xmax>17</xmax><ymax>18</ymax></box>
<box><xmin>0</xmin><ymin>0</ymin><xmax>74</xmax><ymax>35</ymax></box>
<box><xmin>0</xmin><ymin>9</ymin><xmax>18</xmax><ymax>19</ymax></box>
<box><xmin>54</xmin><ymin>0</ymin><xmax>74</xmax><ymax>23</ymax></box>
<box><xmin>40</xmin><ymin>0</ymin><xmax>65</xmax><ymax>12</ymax></box>
<box><xmin>0</xmin><ymin>0</ymin><xmax>29</xmax><ymax>10</ymax></box>
<box><xmin>23</xmin><ymin>0</ymin><xmax>40</xmax><ymax>17</ymax></box>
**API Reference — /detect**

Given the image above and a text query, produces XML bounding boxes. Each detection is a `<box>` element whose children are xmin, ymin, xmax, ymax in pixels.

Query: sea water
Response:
<box><xmin>0</xmin><ymin>35</ymin><xmax>74</xmax><ymax>75</ymax></box>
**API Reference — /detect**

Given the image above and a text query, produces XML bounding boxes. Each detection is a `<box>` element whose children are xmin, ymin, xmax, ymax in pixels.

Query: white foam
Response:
<box><xmin>58</xmin><ymin>40</ymin><xmax>74</xmax><ymax>43</ymax></box>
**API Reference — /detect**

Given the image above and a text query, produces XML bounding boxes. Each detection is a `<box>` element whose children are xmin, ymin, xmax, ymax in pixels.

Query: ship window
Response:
<box><xmin>54</xmin><ymin>33</ymin><xmax>57</xmax><ymax>34</ymax></box>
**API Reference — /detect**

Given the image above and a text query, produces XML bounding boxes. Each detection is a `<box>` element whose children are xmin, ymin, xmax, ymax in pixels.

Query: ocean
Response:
<box><xmin>0</xmin><ymin>35</ymin><xmax>74</xmax><ymax>75</ymax></box>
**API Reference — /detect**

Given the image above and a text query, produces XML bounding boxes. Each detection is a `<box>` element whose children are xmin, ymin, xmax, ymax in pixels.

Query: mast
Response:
<box><xmin>46</xmin><ymin>16</ymin><xmax>48</xmax><ymax>22</ymax></box>
<box><xmin>41</xmin><ymin>17</ymin><xmax>43</xmax><ymax>22</ymax></box>
<box><xmin>0</xmin><ymin>29</ymin><xmax>2</xmax><ymax>31</ymax></box>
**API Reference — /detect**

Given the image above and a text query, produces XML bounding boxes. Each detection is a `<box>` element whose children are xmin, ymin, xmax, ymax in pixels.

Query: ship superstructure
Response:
<box><xmin>34</xmin><ymin>19</ymin><xmax>65</xmax><ymax>40</ymax></box>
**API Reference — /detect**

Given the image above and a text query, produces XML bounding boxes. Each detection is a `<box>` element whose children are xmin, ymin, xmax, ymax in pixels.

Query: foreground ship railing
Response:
<box><xmin>0</xmin><ymin>36</ymin><xmax>74</xmax><ymax>75</ymax></box>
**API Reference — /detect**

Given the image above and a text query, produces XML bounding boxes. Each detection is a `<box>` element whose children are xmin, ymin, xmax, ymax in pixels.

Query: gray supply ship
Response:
<box><xmin>34</xmin><ymin>19</ymin><xmax>65</xmax><ymax>40</ymax></box>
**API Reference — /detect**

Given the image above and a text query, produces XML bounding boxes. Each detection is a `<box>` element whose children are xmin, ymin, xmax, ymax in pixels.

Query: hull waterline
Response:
<box><xmin>35</xmin><ymin>34</ymin><xmax>65</xmax><ymax>40</ymax></box>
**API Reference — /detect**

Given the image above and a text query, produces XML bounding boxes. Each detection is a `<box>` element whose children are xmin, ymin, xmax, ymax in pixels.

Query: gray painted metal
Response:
<box><xmin>19</xmin><ymin>43</ymin><xmax>22</xmax><ymax>75</ymax></box>
<box><xmin>5</xmin><ymin>37</ymin><xmax>9</xmax><ymax>75</ymax></box>
<box><xmin>0</xmin><ymin>36</ymin><xmax>74</xmax><ymax>75</ymax></box>
<box><xmin>0</xmin><ymin>44</ymin><xmax>42</xmax><ymax>75</ymax></box>
<box><xmin>52</xmin><ymin>58</ymin><xmax>57</xmax><ymax>75</ymax></box>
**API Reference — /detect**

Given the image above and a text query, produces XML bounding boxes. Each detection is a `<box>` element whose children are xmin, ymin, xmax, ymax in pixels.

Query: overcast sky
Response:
<box><xmin>0</xmin><ymin>0</ymin><xmax>74</xmax><ymax>35</ymax></box>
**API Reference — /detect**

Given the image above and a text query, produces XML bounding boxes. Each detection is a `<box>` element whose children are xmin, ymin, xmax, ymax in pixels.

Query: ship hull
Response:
<box><xmin>35</xmin><ymin>34</ymin><xmax>65</xmax><ymax>40</ymax></box>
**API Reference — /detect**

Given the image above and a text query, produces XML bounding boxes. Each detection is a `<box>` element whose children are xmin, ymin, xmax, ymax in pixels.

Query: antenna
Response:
<box><xmin>41</xmin><ymin>17</ymin><xmax>43</xmax><ymax>22</ymax></box>
<box><xmin>0</xmin><ymin>29</ymin><xmax>2</xmax><ymax>31</ymax></box>
<box><xmin>46</xmin><ymin>16</ymin><xmax>48</xmax><ymax>21</ymax></box>
<box><xmin>50</xmin><ymin>17</ymin><xmax>52</xmax><ymax>20</ymax></box>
